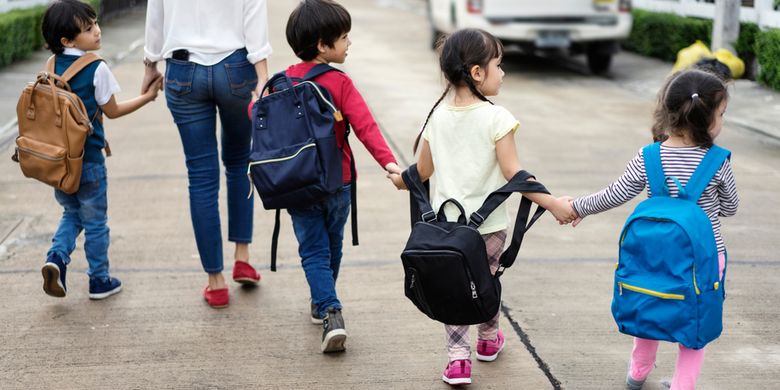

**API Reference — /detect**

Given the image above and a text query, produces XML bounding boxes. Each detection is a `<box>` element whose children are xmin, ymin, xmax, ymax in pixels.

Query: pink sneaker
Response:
<box><xmin>476</xmin><ymin>330</ymin><xmax>505</xmax><ymax>362</ymax></box>
<box><xmin>442</xmin><ymin>359</ymin><xmax>472</xmax><ymax>386</ymax></box>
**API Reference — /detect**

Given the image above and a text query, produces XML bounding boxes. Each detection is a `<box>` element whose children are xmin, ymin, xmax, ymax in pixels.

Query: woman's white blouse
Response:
<box><xmin>144</xmin><ymin>0</ymin><xmax>272</xmax><ymax>65</ymax></box>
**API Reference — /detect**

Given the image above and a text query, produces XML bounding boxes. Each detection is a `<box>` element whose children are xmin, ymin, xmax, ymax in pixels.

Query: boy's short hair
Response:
<box><xmin>42</xmin><ymin>0</ymin><xmax>97</xmax><ymax>55</ymax></box>
<box><xmin>286</xmin><ymin>0</ymin><xmax>351</xmax><ymax>61</ymax></box>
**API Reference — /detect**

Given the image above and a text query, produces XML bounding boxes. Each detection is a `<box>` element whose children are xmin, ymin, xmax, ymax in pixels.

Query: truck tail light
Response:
<box><xmin>467</xmin><ymin>0</ymin><xmax>483</xmax><ymax>14</ymax></box>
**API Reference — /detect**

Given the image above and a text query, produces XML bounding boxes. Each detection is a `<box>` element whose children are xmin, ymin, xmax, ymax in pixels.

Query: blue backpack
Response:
<box><xmin>612</xmin><ymin>142</ymin><xmax>730</xmax><ymax>349</ymax></box>
<box><xmin>248</xmin><ymin>64</ymin><xmax>357</xmax><ymax>271</ymax></box>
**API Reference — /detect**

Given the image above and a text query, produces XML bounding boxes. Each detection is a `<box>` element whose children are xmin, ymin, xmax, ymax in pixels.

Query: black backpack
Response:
<box><xmin>400</xmin><ymin>164</ymin><xmax>549</xmax><ymax>325</ymax></box>
<box><xmin>248</xmin><ymin>64</ymin><xmax>358</xmax><ymax>271</ymax></box>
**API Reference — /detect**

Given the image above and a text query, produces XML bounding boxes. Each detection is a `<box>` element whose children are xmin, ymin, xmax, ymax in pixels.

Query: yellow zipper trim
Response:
<box><xmin>619</xmin><ymin>282</ymin><xmax>685</xmax><ymax>300</ymax></box>
<box><xmin>692</xmin><ymin>265</ymin><xmax>701</xmax><ymax>295</ymax></box>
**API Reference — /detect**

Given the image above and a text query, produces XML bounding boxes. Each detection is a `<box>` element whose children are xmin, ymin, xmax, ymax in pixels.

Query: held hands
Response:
<box><xmin>141</xmin><ymin>65</ymin><xmax>163</xmax><ymax>95</ymax></box>
<box><xmin>143</xmin><ymin>75</ymin><xmax>163</xmax><ymax>102</ymax></box>
<box><xmin>548</xmin><ymin>196</ymin><xmax>579</xmax><ymax>225</ymax></box>
<box><xmin>385</xmin><ymin>163</ymin><xmax>407</xmax><ymax>190</ymax></box>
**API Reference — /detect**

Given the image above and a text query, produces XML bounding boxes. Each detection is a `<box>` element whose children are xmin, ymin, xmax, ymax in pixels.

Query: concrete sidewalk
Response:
<box><xmin>0</xmin><ymin>1</ymin><xmax>778</xmax><ymax>389</ymax></box>
<box><xmin>0</xmin><ymin>2</ymin><xmax>550</xmax><ymax>389</ymax></box>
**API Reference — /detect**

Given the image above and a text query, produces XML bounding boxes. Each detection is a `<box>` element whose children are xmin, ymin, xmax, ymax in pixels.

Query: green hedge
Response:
<box><xmin>0</xmin><ymin>0</ymin><xmax>102</xmax><ymax>67</ymax></box>
<box><xmin>756</xmin><ymin>29</ymin><xmax>780</xmax><ymax>90</ymax></box>
<box><xmin>625</xmin><ymin>9</ymin><xmax>780</xmax><ymax>90</ymax></box>
<box><xmin>624</xmin><ymin>9</ymin><xmax>712</xmax><ymax>62</ymax></box>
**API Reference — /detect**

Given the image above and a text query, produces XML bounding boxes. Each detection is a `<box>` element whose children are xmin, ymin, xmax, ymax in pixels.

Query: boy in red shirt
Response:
<box><xmin>279</xmin><ymin>0</ymin><xmax>400</xmax><ymax>353</ymax></box>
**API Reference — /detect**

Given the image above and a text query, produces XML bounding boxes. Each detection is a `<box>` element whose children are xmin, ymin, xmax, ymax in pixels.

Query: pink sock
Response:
<box><xmin>670</xmin><ymin>344</ymin><xmax>705</xmax><ymax>390</ymax></box>
<box><xmin>630</xmin><ymin>337</ymin><xmax>659</xmax><ymax>380</ymax></box>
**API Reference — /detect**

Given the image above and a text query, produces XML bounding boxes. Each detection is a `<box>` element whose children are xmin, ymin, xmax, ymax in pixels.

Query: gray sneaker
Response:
<box><xmin>626</xmin><ymin>373</ymin><xmax>646</xmax><ymax>390</ymax></box>
<box><xmin>321</xmin><ymin>308</ymin><xmax>347</xmax><ymax>353</ymax></box>
<box><xmin>310</xmin><ymin>302</ymin><xmax>324</xmax><ymax>325</ymax></box>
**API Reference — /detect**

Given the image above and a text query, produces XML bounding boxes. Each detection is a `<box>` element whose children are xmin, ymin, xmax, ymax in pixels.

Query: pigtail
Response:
<box><xmin>414</xmin><ymin>84</ymin><xmax>450</xmax><ymax>154</ymax></box>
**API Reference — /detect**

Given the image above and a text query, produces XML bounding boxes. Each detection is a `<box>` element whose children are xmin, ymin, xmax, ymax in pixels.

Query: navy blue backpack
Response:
<box><xmin>248</xmin><ymin>64</ymin><xmax>357</xmax><ymax>271</ymax></box>
<box><xmin>613</xmin><ymin>142</ymin><xmax>730</xmax><ymax>349</ymax></box>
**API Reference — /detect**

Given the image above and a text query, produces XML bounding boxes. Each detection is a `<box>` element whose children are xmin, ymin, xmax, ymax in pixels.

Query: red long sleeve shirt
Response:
<box><xmin>250</xmin><ymin>62</ymin><xmax>397</xmax><ymax>183</ymax></box>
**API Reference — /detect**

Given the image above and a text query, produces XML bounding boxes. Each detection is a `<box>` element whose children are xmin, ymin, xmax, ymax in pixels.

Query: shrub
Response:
<box><xmin>0</xmin><ymin>1</ymin><xmax>103</xmax><ymax>68</ymax></box>
<box><xmin>756</xmin><ymin>28</ymin><xmax>780</xmax><ymax>90</ymax></box>
<box><xmin>624</xmin><ymin>9</ymin><xmax>712</xmax><ymax>62</ymax></box>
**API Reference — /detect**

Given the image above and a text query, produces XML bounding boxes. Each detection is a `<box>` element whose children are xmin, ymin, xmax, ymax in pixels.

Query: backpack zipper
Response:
<box><xmin>33</xmin><ymin>83</ymin><xmax>92</xmax><ymax>131</ymax></box>
<box><xmin>618</xmin><ymin>282</ymin><xmax>685</xmax><ymax>300</ymax></box>
<box><xmin>16</xmin><ymin>146</ymin><xmax>64</xmax><ymax>161</ymax></box>
<box><xmin>245</xmin><ymin>143</ymin><xmax>317</xmax><ymax>199</ymax></box>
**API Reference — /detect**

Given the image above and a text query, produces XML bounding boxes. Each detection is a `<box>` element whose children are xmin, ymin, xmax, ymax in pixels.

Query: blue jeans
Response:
<box><xmin>288</xmin><ymin>185</ymin><xmax>351</xmax><ymax>317</ymax></box>
<box><xmin>48</xmin><ymin>162</ymin><xmax>110</xmax><ymax>279</ymax></box>
<box><xmin>164</xmin><ymin>49</ymin><xmax>256</xmax><ymax>273</ymax></box>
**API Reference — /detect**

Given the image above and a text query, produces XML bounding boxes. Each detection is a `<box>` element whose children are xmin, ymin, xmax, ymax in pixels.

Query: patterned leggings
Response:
<box><xmin>444</xmin><ymin>230</ymin><xmax>507</xmax><ymax>361</ymax></box>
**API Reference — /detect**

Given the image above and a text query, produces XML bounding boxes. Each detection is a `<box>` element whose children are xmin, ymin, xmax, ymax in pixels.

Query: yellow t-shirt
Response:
<box><xmin>422</xmin><ymin>101</ymin><xmax>520</xmax><ymax>234</ymax></box>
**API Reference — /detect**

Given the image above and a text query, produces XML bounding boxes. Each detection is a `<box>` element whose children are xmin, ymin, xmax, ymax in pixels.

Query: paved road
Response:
<box><xmin>0</xmin><ymin>1</ymin><xmax>778</xmax><ymax>389</ymax></box>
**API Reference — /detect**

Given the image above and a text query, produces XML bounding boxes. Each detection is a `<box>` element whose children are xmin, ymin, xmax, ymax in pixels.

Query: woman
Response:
<box><xmin>142</xmin><ymin>0</ymin><xmax>271</xmax><ymax>308</ymax></box>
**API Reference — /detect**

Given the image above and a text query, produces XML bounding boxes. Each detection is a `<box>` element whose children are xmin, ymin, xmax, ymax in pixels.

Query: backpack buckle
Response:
<box><xmin>421</xmin><ymin>210</ymin><xmax>436</xmax><ymax>222</ymax></box>
<box><xmin>495</xmin><ymin>266</ymin><xmax>506</xmax><ymax>277</ymax></box>
<box><xmin>468</xmin><ymin>212</ymin><xmax>485</xmax><ymax>227</ymax></box>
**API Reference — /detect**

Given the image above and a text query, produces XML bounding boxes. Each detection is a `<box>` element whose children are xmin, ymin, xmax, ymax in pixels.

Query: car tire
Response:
<box><xmin>587</xmin><ymin>51</ymin><xmax>612</xmax><ymax>74</ymax></box>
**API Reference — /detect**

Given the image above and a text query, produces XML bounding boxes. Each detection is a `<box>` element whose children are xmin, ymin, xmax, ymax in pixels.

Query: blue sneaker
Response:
<box><xmin>89</xmin><ymin>276</ymin><xmax>122</xmax><ymax>300</ymax></box>
<box><xmin>41</xmin><ymin>253</ymin><xmax>67</xmax><ymax>297</ymax></box>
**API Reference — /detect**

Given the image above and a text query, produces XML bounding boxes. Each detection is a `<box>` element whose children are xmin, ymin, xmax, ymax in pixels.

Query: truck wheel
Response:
<box><xmin>587</xmin><ymin>51</ymin><xmax>613</xmax><ymax>74</ymax></box>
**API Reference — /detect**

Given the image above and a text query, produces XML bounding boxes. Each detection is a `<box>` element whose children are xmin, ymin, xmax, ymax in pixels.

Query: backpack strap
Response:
<box><xmin>302</xmin><ymin>63</ymin><xmax>341</xmax><ymax>81</ymax></box>
<box><xmin>303</xmin><ymin>64</ymin><xmax>359</xmax><ymax>245</ymax></box>
<box><xmin>470</xmin><ymin>170</ymin><xmax>550</xmax><ymax>274</ymax></box>
<box><xmin>684</xmin><ymin>145</ymin><xmax>730</xmax><ymax>202</ymax></box>
<box><xmin>642</xmin><ymin>142</ymin><xmax>667</xmax><ymax>198</ymax></box>
<box><xmin>402</xmin><ymin>164</ymin><xmax>437</xmax><ymax>224</ymax></box>
<box><xmin>60</xmin><ymin>53</ymin><xmax>103</xmax><ymax>83</ymax></box>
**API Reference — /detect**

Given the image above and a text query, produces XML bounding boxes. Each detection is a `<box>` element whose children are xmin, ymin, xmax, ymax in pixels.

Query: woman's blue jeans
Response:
<box><xmin>288</xmin><ymin>185</ymin><xmax>351</xmax><ymax>317</ymax></box>
<box><xmin>48</xmin><ymin>162</ymin><xmax>110</xmax><ymax>279</ymax></box>
<box><xmin>164</xmin><ymin>49</ymin><xmax>256</xmax><ymax>273</ymax></box>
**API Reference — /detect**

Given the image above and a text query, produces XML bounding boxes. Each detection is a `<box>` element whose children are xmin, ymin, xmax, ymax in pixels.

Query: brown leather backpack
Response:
<box><xmin>12</xmin><ymin>54</ymin><xmax>103</xmax><ymax>194</ymax></box>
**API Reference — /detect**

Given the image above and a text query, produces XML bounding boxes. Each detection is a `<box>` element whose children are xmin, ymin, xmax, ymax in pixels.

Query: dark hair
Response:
<box><xmin>414</xmin><ymin>28</ymin><xmax>503</xmax><ymax>153</ymax></box>
<box><xmin>651</xmin><ymin>69</ymin><xmax>728</xmax><ymax>147</ymax></box>
<box><xmin>42</xmin><ymin>0</ymin><xmax>97</xmax><ymax>55</ymax></box>
<box><xmin>286</xmin><ymin>0</ymin><xmax>351</xmax><ymax>61</ymax></box>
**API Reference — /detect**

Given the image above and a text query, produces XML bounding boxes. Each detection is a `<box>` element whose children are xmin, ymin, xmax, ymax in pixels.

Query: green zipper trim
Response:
<box><xmin>692</xmin><ymin>265</ymin><xmax>701</xmax><ymax>295</ymax></box>
<box><xmin>619</xmin><ymin>282</ymin><xmax>685</xmax><ymax>300</ymax></box>
<box><xmin>248</xmin><ymin>143</ymin><xmax>316</xmax><ymax>166</ymax></box>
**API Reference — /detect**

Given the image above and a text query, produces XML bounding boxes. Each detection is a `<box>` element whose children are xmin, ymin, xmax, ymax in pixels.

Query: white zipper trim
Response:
<box><xmin>245</xmin><ymin>143</ymin><xmax>316</xmax><ymax>199</ymax></box>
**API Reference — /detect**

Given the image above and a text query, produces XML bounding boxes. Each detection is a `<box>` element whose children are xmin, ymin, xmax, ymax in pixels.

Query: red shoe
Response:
<box><xmin>203</xmin><ymin>286</ymin><xmax>229</xmax><ymax>308</ymax></box>
<box><xmin>232</xmin><ymin>260</ymin><xmax>261</xmax><ymax>285</ymax></box>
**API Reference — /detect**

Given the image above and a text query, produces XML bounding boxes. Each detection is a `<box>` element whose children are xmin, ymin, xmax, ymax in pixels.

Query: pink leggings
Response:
<box><xmin>629</xmin><ymin>253</ymin><xmax>726</xmax><ymax>390</ymax></box>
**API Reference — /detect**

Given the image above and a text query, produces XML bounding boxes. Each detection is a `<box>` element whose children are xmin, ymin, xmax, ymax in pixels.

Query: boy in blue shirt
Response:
<box><xmin>40</xmin><ymin>0</ymin><xmax>161</xmax><ymax>299</ymax></box>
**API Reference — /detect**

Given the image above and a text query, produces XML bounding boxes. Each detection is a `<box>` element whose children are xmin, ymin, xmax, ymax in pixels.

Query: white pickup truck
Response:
<box><xmin>427</xmin><ymin>0</ymin><xmax>633</xmax><ymax>74</ymax></box>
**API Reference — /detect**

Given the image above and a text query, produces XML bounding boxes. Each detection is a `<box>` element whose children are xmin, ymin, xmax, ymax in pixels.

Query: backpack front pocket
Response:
<box><xmin>249</xmin><ymin>140</ymin><xmax>322</xmax><ymax>196</ymax></box>
<box><xmin>15</xmin><ymin>136</ymin><xmax>67</xmax><ymax>188</ymax></box>
<box><xmin>612</xmin><ymin>277</ymin><xmax>694</xmax><ymax>344</ymax></box>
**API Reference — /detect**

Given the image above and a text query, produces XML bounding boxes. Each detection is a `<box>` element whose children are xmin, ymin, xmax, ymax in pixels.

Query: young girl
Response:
<box><xmin>389</xmin><ymin>28</ymin><xmax>576</xmax><ymax>386</ymax></box>
<box><xmin>570</xmin><ymin>69</ymin><xmax>739</xmax><ymax>390</ymax></box>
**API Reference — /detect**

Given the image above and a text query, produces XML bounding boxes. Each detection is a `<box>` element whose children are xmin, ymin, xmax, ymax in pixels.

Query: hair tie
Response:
<box><xmin>691</xmin><ymin>93</ymin><xmax>699</xmax><ymax>100</ymax></box>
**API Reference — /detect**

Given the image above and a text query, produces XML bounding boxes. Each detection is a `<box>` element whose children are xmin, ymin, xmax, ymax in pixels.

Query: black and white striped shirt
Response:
<box><xmin>572</xmin><ymin>145</ymin><xmax>739</xmax><ymax>254</ymax></box>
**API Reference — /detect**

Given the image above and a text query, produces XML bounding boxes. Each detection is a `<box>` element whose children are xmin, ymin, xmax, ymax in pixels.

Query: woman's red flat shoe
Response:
<box><xmin>203</xmin><ymin>286</ymin><xmax>229</xmax><ymax>308</ymax></box>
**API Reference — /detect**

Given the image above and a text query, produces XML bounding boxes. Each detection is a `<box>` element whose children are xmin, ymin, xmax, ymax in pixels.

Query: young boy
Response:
<box><xmin>283</xmin><ymin>0</ymin><xmax>401</xmax><ymax>352</ymax></box>
<box><xmin>40</xmin><ymin>0</ymin><xmax>161</xmax><ymax>300</ymax></box>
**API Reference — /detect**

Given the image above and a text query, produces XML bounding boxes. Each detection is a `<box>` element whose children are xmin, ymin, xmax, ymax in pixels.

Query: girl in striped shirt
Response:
<box><xmin>571</xmin><ymin>69</ymin><xmax>739</xmax><ymax>390</ymax></box>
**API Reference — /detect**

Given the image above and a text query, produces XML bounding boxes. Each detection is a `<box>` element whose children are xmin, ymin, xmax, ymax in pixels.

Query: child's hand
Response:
<box><xmin>384</xmin><ymin>162</ymin><xmax>402</xmax><ymax>175</ymax></box>
<box><xmin>567</xmin><ymin>198</ymin><xmax>583</xmax><ymax>227</ymax></box>
<box><xmin>144</xmin><ymin>75</ymin><xmax>163</xmax><ymax>102</ymax></box>
<box><xmin>549</xmin><ymin>196</ymin><xmax>577</xmax><ymax>225</ymax></box>
<box><xmin>387</xmin><ymin>172</ymin><xmax>407</xmax><ymax>190</ymax></box>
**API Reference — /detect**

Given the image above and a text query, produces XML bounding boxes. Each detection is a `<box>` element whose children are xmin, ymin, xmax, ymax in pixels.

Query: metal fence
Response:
<box><xmin>634</xmin><ymin>0</ymin><xmax>780</xmax><ymax>29</ymax></box>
